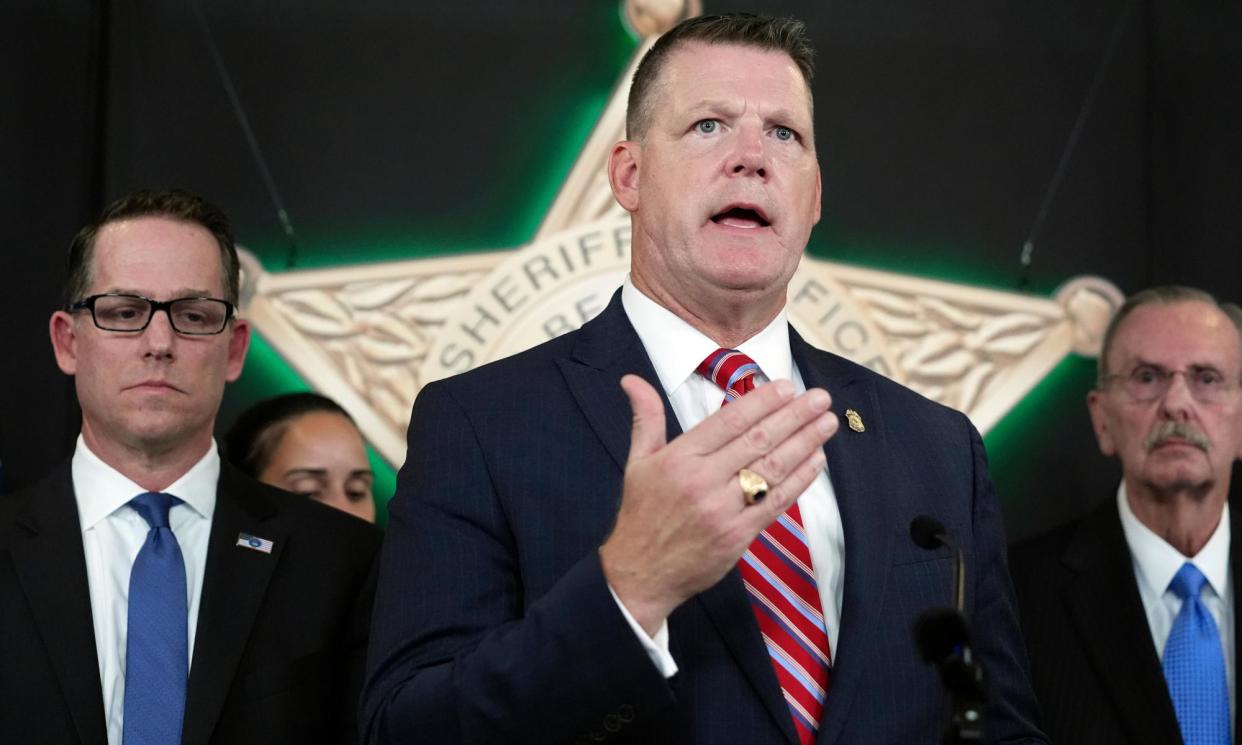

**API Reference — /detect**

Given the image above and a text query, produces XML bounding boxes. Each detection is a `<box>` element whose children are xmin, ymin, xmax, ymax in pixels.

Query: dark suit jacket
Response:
<box><xmin>1010</xmin><ymin>497</ymin><xmax>1240</xmax><ymax>745</ymax></box>
<box><xmin>362</xmin><ymin>293</ymin><xmax>1045</xmax><ymax>744</ymax></box>
<box><xmin>0</xmin><ymin>460</ymin><xmax>381</xmax><ymax>745</ymax></box>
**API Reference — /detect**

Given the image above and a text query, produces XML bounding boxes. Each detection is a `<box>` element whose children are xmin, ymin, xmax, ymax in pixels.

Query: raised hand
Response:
<box><xmin>600</xmin><ymin>374</ymin><xmax>838</xmax><ymax>635</ymax></box>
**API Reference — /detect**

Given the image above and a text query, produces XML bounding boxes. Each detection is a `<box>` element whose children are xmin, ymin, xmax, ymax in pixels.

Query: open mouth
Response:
<box><xmin>711</xmin><ymin>205</ymin><xmax>770</xmax><ymax>229</ymax></box>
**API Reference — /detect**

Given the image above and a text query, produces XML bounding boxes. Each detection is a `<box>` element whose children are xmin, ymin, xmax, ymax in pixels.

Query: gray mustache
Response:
<box><xmin>1144</xmin><ymin>421</ymin><xmax>1211</xmax><ymax>452</ymax></box>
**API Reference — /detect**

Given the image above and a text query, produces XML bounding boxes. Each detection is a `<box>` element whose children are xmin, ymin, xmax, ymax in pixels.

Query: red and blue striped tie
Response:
<box><xmin>697</xmin><ymin>348</ymin><xmax>832</xmax><ymax>745</ymax></box>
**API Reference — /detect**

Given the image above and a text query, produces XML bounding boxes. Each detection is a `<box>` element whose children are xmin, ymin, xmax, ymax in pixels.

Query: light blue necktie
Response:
<box><xmin>1163</xmin><ymin>561</ymin><xmax>1231</xmax><ymax>745</ymax></box>
<box><xmin>123</xmin><ymin>492</ymin><xmax>188</xmax><ymax>745</ymax></box>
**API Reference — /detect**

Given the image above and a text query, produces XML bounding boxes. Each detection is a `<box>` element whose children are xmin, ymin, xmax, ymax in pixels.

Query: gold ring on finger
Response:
<box><xmin>738</xmin><ymin>468</ymin><xmax>769</xmax><ymax>506</ymax></box>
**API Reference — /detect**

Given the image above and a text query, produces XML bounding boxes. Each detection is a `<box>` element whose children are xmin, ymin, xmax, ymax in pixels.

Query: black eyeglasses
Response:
<box><xmin>1099</xmin><ymin>364</ymin><xmax>1242</xmax><ymax>405</ymax></box>
<box><xmin>69</xmin><ymin>293</ymin><xmax>235</xmax><ymax>335</ymax></box>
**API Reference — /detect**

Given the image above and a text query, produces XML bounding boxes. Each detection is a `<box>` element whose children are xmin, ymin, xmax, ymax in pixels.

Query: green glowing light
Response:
<box><xmin>984</xmin><ymin>354</ymin><xmax>1098</xmax><ymax>509</ymax></box>
<box><xmin>808</xmin><ymin>235</ymin><xmax>1050</xmax><ymax>295</ymax></box>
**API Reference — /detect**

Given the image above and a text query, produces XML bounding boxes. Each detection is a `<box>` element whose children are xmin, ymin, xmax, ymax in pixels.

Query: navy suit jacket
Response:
<box><xmin>1010</xmin><ymin>498</ymin><xmax>1241</xmax><ymax>745</ymax></box>
<box><xmin>0</xmin><ymin>460</ymin><xmax>381</xmax><ymax>745</ymax></box>
<box><xmin>363</xmin><ymin>293</ymin><xmax>1044</xmax><ymax>744</ymax></box>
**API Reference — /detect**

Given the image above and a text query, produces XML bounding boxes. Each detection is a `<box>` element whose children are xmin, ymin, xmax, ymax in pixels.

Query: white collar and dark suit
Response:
<box><xmin>579</xmin><ymin>288</ymin><xmax>900</xmax><ymax>742</ymax></box>
<box><xmin>0</xmin><ymin>455</ymin><xmax>381</xmax><ymax>745</ymax></box>
<box><xmin>363</xmin><ymin>290</ymin><xmax>1045</xmax><ymax>744</ymax></box>
<box><xmin>1010</xmin><ymin>494</ymin><xmax>1241</xmax><ymax>745</ymax></box>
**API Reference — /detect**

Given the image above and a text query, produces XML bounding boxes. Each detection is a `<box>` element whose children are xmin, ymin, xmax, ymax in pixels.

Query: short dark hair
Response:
<box><xmin>223</xmin><ymin>392</ymin><xmax>356</xmax><ymax>478</ymax></box>
<box><xmin>65</xmin><ymin>188</ymin><xmax>240</xmax><ymax>306</ymax></box>
<box><xmin>626</xmin><ymin>12</ymin><xmax>816</xmax><ymax>140</ymax></box>
<box><xmin>1097</xmin><ymin>285</ymin><xmax>1242</xmax><ymax>382</ymax></box>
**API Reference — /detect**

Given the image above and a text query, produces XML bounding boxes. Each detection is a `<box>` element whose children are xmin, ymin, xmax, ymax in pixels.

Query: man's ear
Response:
<box><xmin>49</xmin><ymin>310</ymin><xmax>79</xmax><ymax>375</ymax></box>
<box><xmin>1086</xmin><ymin>389</ymin><xmax>1117</xmax><ymax>456</ymax></box>
<box><xmin>812</xmin><ymin>163</ymin><xmax>822</xmax><ymax>225</ymax></box>
<box><xmin>608</xmin><ymin>140</ymin><xmax>641</xmax><ymax>213</ymax></box>
<box><xmin>225</xmin><ymin>317</ymin><xmax>251</xmax><ymax>383</ymax></box>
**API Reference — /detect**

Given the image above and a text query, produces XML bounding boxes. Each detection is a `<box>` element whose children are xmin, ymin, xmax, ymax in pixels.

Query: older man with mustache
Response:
<box><xmin>1011</xmin><ymin>285</ymin><xmax>1242</xmax><ymax>745</ymax></box>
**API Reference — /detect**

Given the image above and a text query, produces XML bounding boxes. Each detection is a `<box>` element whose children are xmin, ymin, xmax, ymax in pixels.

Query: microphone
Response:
<box><xmin>909</xmin><ymin>514</ymin><xmax>945</xmax><ymax>549</ymax></box>
<box><xmin>909</xmin><ymin>516</ymin><xmax>965</xmax><ymax>612</ymax></box>
<box><xmin>910</xmin><ymin>516</ymin><xmax>987</xmax><ymax>743</ymax></box>
<box><xmin>913</xmin><ymin>607</ymin><xmax>972</xmax><ymax>665</ymax></box>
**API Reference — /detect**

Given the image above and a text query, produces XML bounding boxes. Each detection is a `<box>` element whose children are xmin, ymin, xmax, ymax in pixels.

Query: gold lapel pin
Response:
<box><xmin>845</xmin><ymin>409</ymin><xmax>865</xmax><ymax>433</ymax></box>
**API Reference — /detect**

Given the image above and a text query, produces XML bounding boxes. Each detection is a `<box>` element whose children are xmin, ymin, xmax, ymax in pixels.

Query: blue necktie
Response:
<box><xmin>1163</xmin><ymin>562</ymin><xmax>1231</xmax><ymax>745</ymax></box>
<box><xmin>123</xmin><ymin>492</ymin><xmax>188</xmax><ymax>745</ymax></box>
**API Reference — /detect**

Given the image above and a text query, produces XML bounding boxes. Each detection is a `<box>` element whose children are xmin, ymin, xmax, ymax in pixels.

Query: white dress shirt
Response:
<box><xmin>611</xmin><ymin>277</ymin><xmax>846</xmax><ymax>677</ymax></box>
<box><xmin>1118</xmin><ymin>482</ymin><xmax>1235</xmax><ymax>724</ymax></box>
<box><xmin>72</xmin><ymin>435</ymin><xmax>218</xmax><ymax>745</ymax></box>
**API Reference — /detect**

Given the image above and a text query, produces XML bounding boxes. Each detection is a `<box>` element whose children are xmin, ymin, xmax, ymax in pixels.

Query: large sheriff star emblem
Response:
<box><xmin>237</xmin><ymin>0</ymin><xmax>1123</xmax><ymax>466</ymax></box>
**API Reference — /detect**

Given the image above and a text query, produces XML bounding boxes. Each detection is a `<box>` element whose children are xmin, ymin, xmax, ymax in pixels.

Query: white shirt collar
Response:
<box><xmin>1118</xmin><ymin>481</ymin><xmax>1231</xmax><ymax>599</ymax></box>
<box><xmin>72</xmin><ymin>435</ymin><xmax>220</xmax><ymax>531</ymax></box>
<box><xmin>621</xmin><ymin>276</ymin><xmax>792</xmax><ymax>390</ymax></box>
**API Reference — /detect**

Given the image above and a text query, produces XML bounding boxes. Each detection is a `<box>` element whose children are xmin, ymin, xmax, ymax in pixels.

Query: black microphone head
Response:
<box><xmin>910</xmin><ymin>515</ymin><xmax>946</xmax><ymax>550</ymax></box>
<box><xmin>913</xmin><ymin>607</ymin><xmax>972</xmax><ymax>663</ymax></box>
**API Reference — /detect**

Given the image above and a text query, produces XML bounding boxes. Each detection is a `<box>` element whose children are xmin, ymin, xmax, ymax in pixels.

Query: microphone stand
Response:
<box><xmin>910</xmin><ymin>517</ymin><xmax>989</xmax><ymax>743</ymax></box>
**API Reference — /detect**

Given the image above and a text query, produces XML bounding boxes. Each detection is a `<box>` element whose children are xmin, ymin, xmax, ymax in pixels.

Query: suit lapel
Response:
<box><xmin>558</xmin><ymin>294</ymin><xmax>800</xmax><ymax>743</ymax></box>
<box><xmin>1060</xmin><ymin>502</ymin><xmax>1183</xmax><ymax>745</ymax></box>
<box><xmin>181</xmin><ymin>466</ymin><xmax>285</xmax><ymax>745</ymax></box>
<box><xmin>790</xmin><ymin>333</ymin><xmax>899</xmax><ymax>745</ymax></box>
<box><xmin>7</xmin><ymin>466</ymin><xmax>109</xmax><ymax>745</ymax></box>
<box><xmin>556</xmin><ymin>291</ymin><xmax>681</xmax><ymax>471</ymax></box>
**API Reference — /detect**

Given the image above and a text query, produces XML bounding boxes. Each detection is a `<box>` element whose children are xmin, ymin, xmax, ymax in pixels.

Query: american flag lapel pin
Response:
<box><xmin>236</xmin><ymin>532</ymin><xmax>274</xmax><ymax>554</ymax></box>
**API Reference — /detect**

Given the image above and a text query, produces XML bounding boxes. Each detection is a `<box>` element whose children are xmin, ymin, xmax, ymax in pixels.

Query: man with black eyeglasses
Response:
<box><xmin>1011</xmin><ymin>285</ymin><xmax>1242</xmax><ymax>745</ymax></box>
<box><xmin>0</xmin><ymin>189</ymin><xmax>380</xmax><ymax>744</ymax></box>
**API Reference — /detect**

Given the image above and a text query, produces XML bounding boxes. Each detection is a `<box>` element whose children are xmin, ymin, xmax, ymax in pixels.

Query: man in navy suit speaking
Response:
<box><xmin>363</xmin><ymin>13</ymin><xmax>1045</xmax><ymax>745</ymax></box>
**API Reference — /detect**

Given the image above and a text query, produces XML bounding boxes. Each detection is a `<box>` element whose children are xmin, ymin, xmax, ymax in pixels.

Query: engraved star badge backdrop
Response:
<box><xmin>5</xmin><ymin>0</ymin><xmax>1240</xmax><ymax>536</ymax></box>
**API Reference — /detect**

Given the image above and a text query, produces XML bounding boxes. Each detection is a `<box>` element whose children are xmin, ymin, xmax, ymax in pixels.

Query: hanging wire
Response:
<box><xmin>1017</xmin><ymin>0</ymin><xmax>1137</xmax><ymax>288</ymax></box>
<box><xmin>188</xmin><ymin>0</ymin><xmax>300</xmax><ymax>269</ymax></box>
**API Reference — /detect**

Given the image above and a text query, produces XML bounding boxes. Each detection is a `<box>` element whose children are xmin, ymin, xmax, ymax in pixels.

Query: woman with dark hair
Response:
<box><xmin>224</xmin><ymin>392</ymin><xmax>376</xmax><ymax>523</ymax></box>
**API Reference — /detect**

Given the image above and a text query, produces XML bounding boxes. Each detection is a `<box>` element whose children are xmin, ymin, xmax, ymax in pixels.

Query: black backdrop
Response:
<box><xmin>4</xmin><ymin>0</ymin><xmax>1240</xmax><ymax>540</ymax></box>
